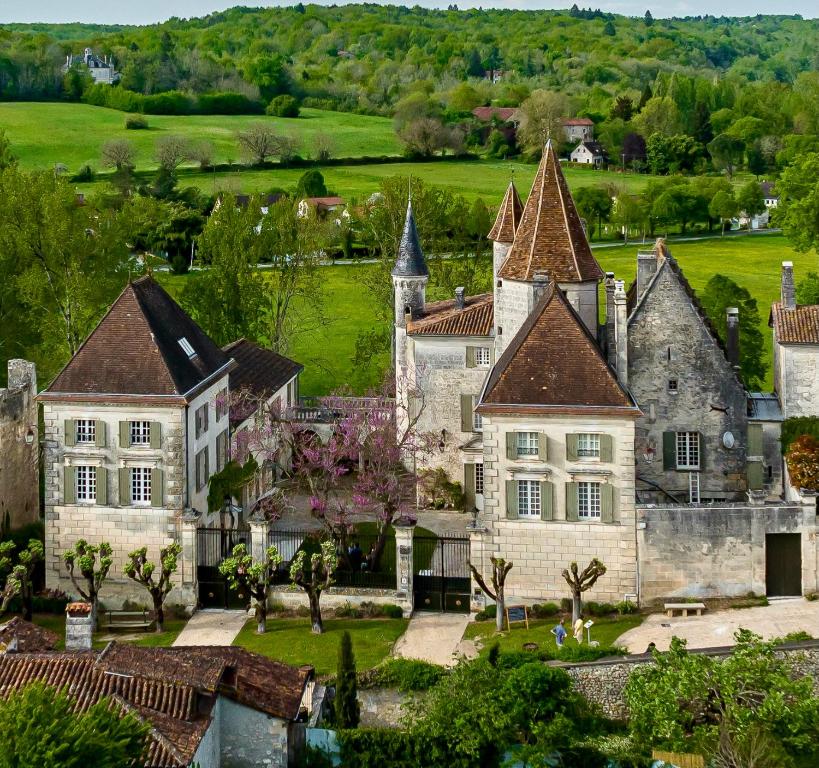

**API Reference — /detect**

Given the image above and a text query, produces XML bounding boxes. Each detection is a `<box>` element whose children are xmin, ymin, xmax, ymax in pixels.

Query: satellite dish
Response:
<box><xmin>723</xmin><ymin>431</ymin><xmax>735</xmax><ymax>449</ymax></box>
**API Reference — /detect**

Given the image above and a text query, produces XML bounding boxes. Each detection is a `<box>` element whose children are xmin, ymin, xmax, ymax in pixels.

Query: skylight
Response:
<box><xmin>178</xmin><ymin>337</ymin><xmax>196</xmax><ymax>358</ymax></box>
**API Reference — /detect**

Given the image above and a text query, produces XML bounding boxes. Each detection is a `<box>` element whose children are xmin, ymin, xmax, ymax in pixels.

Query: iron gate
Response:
<box><xmin>197</xmin><ymin>527</ymin><xmax>252</xmax><ymax>609</ymax></box>
<box><xmin>413</xmin><ymin>534</ymin><xmax>471</xmax><ymax>613</ymax></box>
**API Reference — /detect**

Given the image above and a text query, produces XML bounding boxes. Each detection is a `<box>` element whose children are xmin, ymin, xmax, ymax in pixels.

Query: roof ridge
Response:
<box><xmin>551</xmin><ymin>142</ymin><xmax>582</xmax><ymax>281</ymax></box>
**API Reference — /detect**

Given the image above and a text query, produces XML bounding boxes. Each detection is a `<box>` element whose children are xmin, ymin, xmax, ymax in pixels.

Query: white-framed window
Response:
<box><xmin>130</xmin><ymin>467</ymin><xmax>151</xmax><ymax>505</ymax></box>
<box><xmin>578</xmin><ymin>482</ymin><xmax>601</xmax><ymax>519</ymax></box>
<box><xmin>76</xmin><ymin>466</ymin><xmax>96</xmax><ymax>503</ymax></box>
<box><xmin>475</xmin><ymin>463</ymin><xmax>484</xmax><ymax>496</ymax></box>
<box><xmin>576</xmin><ymin>433</ymin><xmax>600</xmax><ymax>458</ymax></box>
<box><xmin>195</xmin><ymin>404</ymin><xmax>209</xmax><ymax>438</ymax></box>
<box><xmin>517</xmin><ymin>479</ymin><xmax>541</xmax><ymax>518</ymax></box>
<box><xmin>76</xmin><ymin>419</ymin><xmax>96</xmax><ymax>445</ymax></box>
<box><xmin>130</xmin><ymin>421</ymin><xmax>151</xmax><ymax>446</ymax></box>
<box><xmin>676</xmin><ymin>431</ymin><xmax>700</xmax><ymax>470</ymax></box>
<box><xmin>473</xmin><ymin>409</ymin><xmax>483</xmax><ymax>432</ymax></box>
<box><xmin>516</xmin><ymin>432</ymin><xmax>539</xmax><ymax>457</ymax></box>
<box><xmin>475</xmin><ymin>347</ymin><xmax>491</xmax><ymax>368</ymax></box>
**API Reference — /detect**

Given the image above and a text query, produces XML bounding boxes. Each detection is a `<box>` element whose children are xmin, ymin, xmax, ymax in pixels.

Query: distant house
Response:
<box><xmin>213</xmin><ymin>192</ymin><xmax>284</xmax><ymax>215</ymax></box>
<box><xmin>484</xmin><ymin>69</ymin><xmax>505</xmax><ymax>84</ymax></box>
<box><xmin>64</xmin><ymin>47</ymin><xmax>119</xmax><ymax>85</ymax></box>
<box><xmin>761</xmin><ymin>181</ymin><xmax>780</xmax><ymax>208</ymax></box>
<box><xmin>570</xmin><ymin>140</ymin><xmax>608</xmax><ymax>167</ymax></box>
<box><xmin>562</xmin><ymin>117</ymin><xmax>594</xmax><ymax>143</ymax></box>
<box><xmin>298</xmin><ymin>196</ymin><xmax>346</xmax><ymax>218</ymax></box>
<box><xmin>471</xmin><ymin>106</ymin><xmax>521</xmax><ymax>125</ymax></box>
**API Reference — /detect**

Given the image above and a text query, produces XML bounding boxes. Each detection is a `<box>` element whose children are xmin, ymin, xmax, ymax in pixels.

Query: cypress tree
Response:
<box><xmin>334</xmin><ymin>631</ymin><xmax>360</xmax><ymax>728</ymax></box>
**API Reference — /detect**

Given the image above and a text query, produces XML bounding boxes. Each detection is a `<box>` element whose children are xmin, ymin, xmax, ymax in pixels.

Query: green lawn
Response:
<box><xmin>464</xmin><ymin>614</ymin><xmax>644</xmax><ymax>656</ymax></box>
<box><xmin>0</xmin><ymin>102</ymin><xmax>400</xmax><ymax>173</ymax></box>
<box><xmin>27</xmin><ymin>613</ymin><xmax>186</xmax><ymax>650</ymax></box>
<box><xmin>233</xmin><ymin>616</ymin><xmax>409</xmax><ymax>675</ymax></box>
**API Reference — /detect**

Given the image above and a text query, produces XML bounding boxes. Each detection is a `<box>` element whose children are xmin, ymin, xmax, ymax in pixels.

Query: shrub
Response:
<box><xmin>805</xmin><ymin>592</ymin><xmax>818</xmax><ymax>602</ymax></box>
<box><xmin>417</xmin><ymin>467</ymin><xmax>464</xmax><ymax>510</ymax></box>
<box><xmin>786</xmin><ymin>435</ymin><xmax>819</xmax><ymax>491</ymax></box>
<box><xmin>198</xmin><ymin>91</ymin><xmax>264</xmax><ymax>115</ymax></box>
<box><xmin>530</xmin><ymin>602</ymin><xmax>559</xmax><ymax>618</ymax></box>
<box><xmin>616</xmin><ymin>600</ymin><xmax>638</xmax><ymax>615</ymax></box>
<box><xmin>475</xmin><ymin>604</ymin><xmax>497</xmax><ymax>621</ymax></box>
<box><xmin>71</xmin><ymin>164</ymin><xmax>94</xmax><ymax>182</ymax></box>
<box><xmin>267</xmin><ymin>94</ymin><xmax>300</xmax><ymax>118</ymax></box>
<box><xmin>380</xmin><ymin>604</ymin><xmax>404</xmax><ymax>619</ymax></box>
<box><xmin>560</xmin><ymin>597</ymin><xmax>572</xmax><ymax>612</ymax></box>
<box><xmin>334</xmin><ymin>602</ymin><xmax>361</xmax><ymax>619</ymax></box>
<box><xmin>365</xmin><ymin>658</ymin><xmax>446</xmax><ymax>691</ymax></box>
<box><xmin>170</xmin><ymin>254</ymin><xmax>190</xmax><ymax>275</ymax></box>
<box><xmin>143</xmin><ymin>90</ymin><xmax>195</xmax><ymax>115</ymax></box>
<box><xmin>584</xmin><ymin>601</ymin><xmax>616</xmax><ymax>617</ymax></box>
<box><xmin>776</xmin><ymin>630</ymin><xmax>813</xmax><ymax>643</ymax></box>
<box><xmin>124</xmin><ymin>114</ymin><xmax>148</xmax><ymax>130</ymax></box>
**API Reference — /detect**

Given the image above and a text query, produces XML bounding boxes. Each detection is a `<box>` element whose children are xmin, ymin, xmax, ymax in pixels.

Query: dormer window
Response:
<box><xmin>178</xmin><ymin>337</ymin><xmax>196</xmax><ymax>358</ymax></box>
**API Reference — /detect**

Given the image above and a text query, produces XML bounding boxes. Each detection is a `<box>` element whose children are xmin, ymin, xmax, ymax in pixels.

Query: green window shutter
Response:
<box><xmin>464</xmin><ymin>464</ymin><xmax>476</xmax><ymax>511</ymax></box>
<box><xmin>64</xmin><ymin>466</ymin><xmax>76</xmax><ymax>504</ymax></box>
<box><xmin>565</xmin><ymin>482</ymin><xmax>579</xmax><ymax>521</ymax></box>
<box><xmin>540</xmin><ymin>481</ymin><xmax>553</xmax><ymax>521</ymax></box>
<box><xmin>119</xmin><ymin>467</ymin><xmax>130</xmax><ymax>506</ymax></box>
<box><xmin>600</xmin><ymin>484</ymin><xmax>615</xmax><ymax>523</ymax></box>
<box><xmin>599</xmin><ymin>434</ymin><xmax>613</xmax><ymax>463</ymax></box>
<box><xmin>465</xmin><ymin>347</ymin><xmax>476</xmax><ymax>368</ymax></box>
<box><xmin>505</xmin><ymin>480</ymin><xmax>518</xmax><ymax>519</ymax></box>
<box><xmin>94</xmin><ymin>420</ymin><xmax>106</xmax><ymax>448</ymax></box>
<box><xmin>96</xmin><ymin>467</ymin><xmax>108</xmax><ymax>505</ymax></box>
<box><xmin>150</xmin><ymin>422</ymin><xmax>162</xmax><ymax>449</ymax></box>
<box><xmin>747</xmin><ymin>460</ymin><xmax>764</xmax><ymax>491</ymax></box>
<box><xmin>566</xmin><ymin>434</ymin><xmax>578</xmax><ymax>462</ymax></box>
<box><xmin>538</xmin><ymin>433</ymin><xmax>548</xmax><ymax>461</ymax></box>
<box><xmin>662</xmin><ymin>432</ymin><xmax>676</xmax><ymax>470</ymax></box>
<box><xmin>506</xmin><ymin>432</ymin><xmax>517</xmax><ymax>460</ymax></box>
<box><xmin>64</xmin><ymin>420</ymin><xmax>76</xmax><ymax>447</ymax></box>
<box><xmin>698</xmin><ymin>432</ymin><xmax>705</xmax><ymax>470</ymax></box>
<box><xmin>747</xmin><ymin>423</ymin><xmax>763</xmax><ymax>457</ymax></box>
<box><xmin>119</xmin><ymin>421</ymin><xmax>130</xmax><ymax>448</ymax></box>
<box><xmin>151</xmin><ymin>468</ymin><xmax>164</xmax><ymax>507</ymax></box>
<box><xmin>460</xmin><ymin>394</ymin><xmax>473</xmax><ymax>433</ymax></box>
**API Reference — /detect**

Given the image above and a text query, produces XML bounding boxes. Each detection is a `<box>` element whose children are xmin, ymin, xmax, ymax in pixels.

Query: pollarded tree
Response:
<box><xmin>0</xmin><ymin>539</ymin><xmax>44</xmax><ymax>620</ymax></box>
<box><xmin>63</xmin><ymin>540</ymin><xmax>113</xmax><ymax>618</ymax></box>
<box><xmin>562</xmin><ymin>558</ymin><xmax>606</xmax><ymax>624</ymax></box>
<box><xmin>469</xmin><ymin>556</ymin><xmax>513</xmax><ymax>633</ymax></box>
<box><xmin>123</xmin><ymin>543</ymin><xmax>182</xmax><ymax>633</ymax></box>
<box><xmin>219</xmin><ymin>542</ymin><xmax>283</xmax><ymax>634</ymax></box>
<box><xmin>290</xmin><ymin>539</ymin><xmax>337</xmax><ymax>634</ymax></box>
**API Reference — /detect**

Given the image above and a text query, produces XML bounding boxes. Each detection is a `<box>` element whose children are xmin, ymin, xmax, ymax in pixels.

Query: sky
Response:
<box><xmin>0</xmin><ymin>0</ymin><xmax>814</xmax><ymax>26</ymax></box>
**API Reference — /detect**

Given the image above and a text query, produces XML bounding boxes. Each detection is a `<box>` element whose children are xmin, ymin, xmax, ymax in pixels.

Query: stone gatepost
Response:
<box><xmin>179</xmin><ymin>508</ymin><xmax>200</xmax><ymax>608</ymax></box>
<box><xmin>467</xmin><ymin>523</ymin><xmax>490</xmax><ymax>613</ymax></box>
<box><xmin>65</xmin><ymin>602</ymin><xmax>93</xmax><ymax>650</ymax></box>
<box><xmin>249</xmin><ymin>514</ymin><xmax>270</xmax><ymax>564</ymax></box>
<box><xmin>800</xmin><ymin>491</ymin><xmax>819</xmax><ymax>596</ymax></box>
<box><xmin>394</xmin><ymin>519</ymin><xmax>415</xmax><ymax>617</ymax></box>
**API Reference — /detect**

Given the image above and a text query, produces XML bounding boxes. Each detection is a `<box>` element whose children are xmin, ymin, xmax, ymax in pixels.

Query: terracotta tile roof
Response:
<box><xmin>392</xmin><ymin>200</ymin><xmax>429</xmax><ymax>277</ymax></box>
<box><xmin>0</xmin><ymin>618</ymin><xmax>59</xmax><ymax>653</ymax></box>
<box><xmin>0</xmin><ymin>643</ymin><xmax>312</xmax><ymax>767</ymax></box>
<box><xmin>224</xmin><ymin>339</ymin><xmax>303</xmax><ymax>403</ymax></box>
<box><xmin>562</xmin><ymin>117</ymin><xmax>594</xmax><ymax>126</ymax></box>
<box><xmin>407</xmin><ymin>294</ymin><xmax>493</xmax><ymax>337</ymax></box>
<box><xmin>478</xmin><ymin>283</ymin><xmax>636</xmax><ymax>414</ymax></box>
<box><xmin>305</xmin><ymin>196</ymin><xmax>345</xmax><ymax>207</ymax></box>
<box><xmin>771</xmin><ymin>302</ymin><xmax>819</xmax><ymax>344</ymax></box>
<box><xmin>471</xmin><ymin>106</ymin><xmax>519</xmax><ymax>122</ymax></box>
<box><xmin>40</xmin><ymin>276</ymin><xmax>232</xmax><ymax>403</ymax></box>
<box><xmin>488</xmin><ymin>181</ymin><xmax>523</xmax><ymax>244</ymax></box>
<box><xmin>498</xmin><ymin>140</ymin><xmax>604</xmax><ymax>284</ymax></box>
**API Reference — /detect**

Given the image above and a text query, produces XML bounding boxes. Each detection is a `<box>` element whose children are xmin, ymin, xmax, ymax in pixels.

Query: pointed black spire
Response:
<box><xmin>392</xmin><ymin>200</ymin><xmax>428</xmax><ymax>277</ymax></box>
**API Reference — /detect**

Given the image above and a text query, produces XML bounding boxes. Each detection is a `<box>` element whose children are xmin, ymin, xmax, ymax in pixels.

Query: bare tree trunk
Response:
<box><xmin>308</xmin><ymin>591</ymin><xmax>323</xmax><ymax>634</ymax></box>
<box><xmin>255</xmin><ymin>603</ymin><xmax>267</xmax><ymax>634</ymax></box>
<box><xmin>495</xmin><ymin>585</ymin><xmax>505</xmax><ymax>632</ymax></box>
<box><xmin>572</xmin><ymin>592</ymin><xmax>582</xmax><ymax>624</ymax></box>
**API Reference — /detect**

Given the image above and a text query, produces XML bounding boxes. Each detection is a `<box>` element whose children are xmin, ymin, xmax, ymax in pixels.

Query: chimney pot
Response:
<box><xmin>781</xmin><ymin>261</ymin><xmax>796</xmax><ymax>310</ymax></box>
<box><xmin>454</xmin><ymin>286</ymin><xmax>465</xmax><ymax>310</ymax></box>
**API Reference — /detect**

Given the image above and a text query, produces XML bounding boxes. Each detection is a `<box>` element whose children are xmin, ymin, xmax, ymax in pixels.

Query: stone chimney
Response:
<box><xmin>636</xmin><ymin>250</ymin><xmax>658</xmax><ymax>303</ymax></box>
<box><xmin>604</xmin><ymin>273</ymin><xmax>616</xmax><ymax>368</ymax></box>
<box><xmin>781</xmin><ymin>261</ymin><xmax>796</xmax><ymax>310</ymax></box>
<box><xmin>65</xmin><ymin>602</ymin><xmax>93</xmax><ymax>651</ymax></box>
<box><xmin>726</xmin><ymin>307</ymin><xmax>740</xmax><ymax>368</ymax></box>
<box><xmin>614</xmin><ymin>280</ymin><xmax>628</xmax><ymax>387</ymax></box>
<box><xmin>532</xmin><ymin>272</ymin><xmax>550</xmax><ymax>303</ymax></box>
<box><xmin>455</xmin><ymin>286</ymin><xmax>465</xmax><ymax>310</ymax></box>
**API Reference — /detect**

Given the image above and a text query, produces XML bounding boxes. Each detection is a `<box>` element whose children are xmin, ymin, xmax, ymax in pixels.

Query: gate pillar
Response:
<box><xmin>249</xmin><ymin>513</ymin><xmax>270</xmax><ymax>564</ymax></box>
<box><xmin>467</xmin><ymin>523</ymin><xmax>491</xmax><ymax>613</ymax></box>
<box><xmin>394</xmin><ymin>519</ymin><xmax>416</xmax><ymax>617</ymax></box>
<box><xmin>179</xmin><ymin>508</ymin><xmax>200</xmax><ymax>612</ymax></box>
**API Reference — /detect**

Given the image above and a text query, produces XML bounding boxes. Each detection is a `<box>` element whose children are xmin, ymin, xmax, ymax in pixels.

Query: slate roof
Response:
<box><xmin>574</xmin><ymin>140</ymin><xmax>608</xmax><ymax>158</ymax></box>
<box><xmin>40</xmin><ymin>276</ymin><xmax>233</xmax><ymax>404</ymax></box>
<box><xmin>224</xmin><ymin>339</ymin><xmax>303</xmax><ymax>400</ymax></box>
<box><xmin>392</xmin><ymin>201</ymin><xmax>429</xmax><ymax>277</ymax></box>
<box><xmin>0</xmin><ymin>617</ymin><xmax>59</xmax><ymax>654</ymax></box>
<box><xmin>498</xmin><ymin>140</ymin><xmax>604</xmax><ymax>284</ymax></box>
<box><xmin>771</xmin><ymin>302</ymin><xmax>819</xmax><ymax>345</ymax></box>
<box><xmin>0</xmin><ymin>643</ymin><xmax>312</xmax><ymax>768</ymax></box>
<box><xmin>478</xmin><ymin>283</ymin><xmax>637</xmax><ymax>415</ymax></box>
<box><xmin>407</xmin><ymin>294</ymin><xmax>493</xmax><ymax>337</ymax></box>
<box><xmin>488</xmin><ymin>181</ymin><xmax>523</xmax><ymax>244</ymax></box>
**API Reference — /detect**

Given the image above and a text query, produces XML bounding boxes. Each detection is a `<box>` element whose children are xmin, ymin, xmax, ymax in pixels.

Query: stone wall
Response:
<box><xmin>559</xmin><ymin>641</ymin><xmax>819</xmax><ymax>720</ymax></box>
<box><xmin>561</xmin><ymin>280</ymin><xmax>598</xmax><ymax>336</ymax></box>
<box><xmin>637</xmin><ymin>503</ymin><xmax>817</xmax><ymax>601</ymax></box>
<box><xmin>0</xmin><ymin>361</ymin><xmax>39</xmax><ymax>530</ymax></box>
<box><xmin>775</xmin><ymin>343</ymin><xmax>819</xmax><ymax>420</ymax></box>
<box><xmin>494</xmin><ymin>278</ymin><xmax>532</xmax><ymax>357</ymax></box>
<box><xmin>628</xmin><ymin>264</ymin><xmax>749</xmax><ymax>502</ymax></box>
<box><xmin>219</xmin><ymin>698</ymin><xmax>289</xmax><ymax>768</ymax></box>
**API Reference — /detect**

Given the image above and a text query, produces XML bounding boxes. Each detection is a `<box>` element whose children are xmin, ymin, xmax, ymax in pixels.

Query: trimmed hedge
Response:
<box><xmin>83</xmin><ymin>85</ymin><xmax>265</xmax><ymax>116</ymax></box>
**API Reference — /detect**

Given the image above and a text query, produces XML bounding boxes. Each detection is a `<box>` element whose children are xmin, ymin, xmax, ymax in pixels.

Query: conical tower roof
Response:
<box><xmin>487</xmin><ymin>180</ymin><xmax>523</xmax><ymax>244</ymax></box>
<box><xmin>498</xmin><ymin>140</ymin><xmax>603</xmax><ymax>283</ymax></box>
<box><xmin>392</xmin><ymin>200</ymin><xmax>428</xmax><ymax>277</ymax></box>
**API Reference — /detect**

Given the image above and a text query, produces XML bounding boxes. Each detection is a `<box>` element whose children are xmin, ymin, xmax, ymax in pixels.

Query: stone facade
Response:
<box><xmin>638</xmin><ymin>502</ymin><xmax>817</xmax><ymax>602</ymax></box>
<box><xmin>473</xmin><ymin>413</ymin><xmax>638</xmax><ymax>604</ymax></box>
<box><xmin>774</xmin><ymin>342</ymin><xmax>819</xmax><ymax>419</ymax></box>
<box><xmin>0</xmin><ymin>361</ymin><xmax>39</xmax><ymax>531</ymax></box>
<box><xmin>627</xmin><ymin>258</ymin><xmax>749</xmax><ymax>502</ymax></box>
<box><xmin>494</xmin><ymin>278</ymin><xmax>532</xmax><ymax>357</ymax></box>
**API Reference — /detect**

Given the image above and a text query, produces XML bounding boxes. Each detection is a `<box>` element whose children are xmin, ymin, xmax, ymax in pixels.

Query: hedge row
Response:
<box><xmin>82</xmin><ymin>85</ymin><xmax>265</xmax><ymax>116</ymax></box>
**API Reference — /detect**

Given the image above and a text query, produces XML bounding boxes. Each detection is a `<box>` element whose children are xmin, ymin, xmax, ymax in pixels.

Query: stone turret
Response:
<box><xmin>392</xmin><ymin>200</ymin><xmax>429</xmax><ymax>328</ymax></box>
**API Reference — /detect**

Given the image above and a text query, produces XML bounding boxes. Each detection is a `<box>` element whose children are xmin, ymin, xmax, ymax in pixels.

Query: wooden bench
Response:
<box><xmin>664</xmin><ymin>602</ymin><xmax>706</xmax><ymax>618</ymax></box>
<box><xmin>100</xmin><ymin>610</ymin><xmax>154</xmax><ymax>631</ymax></box>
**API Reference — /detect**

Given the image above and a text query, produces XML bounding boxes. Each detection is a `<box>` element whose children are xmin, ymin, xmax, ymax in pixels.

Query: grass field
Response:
<box><xmin>233</xmin><ymin>616</ymin><xmax>409</xmax><ymax>675</ymax></box>
<box><xmin>157</xmin><ymin>233</ymin><xmax>814</xmax><ymax>395</ymax></box>
<box><xmin>0</xmin><ymin>102</ymin><xmax>401</xmax><ymax>172</ymax></box>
